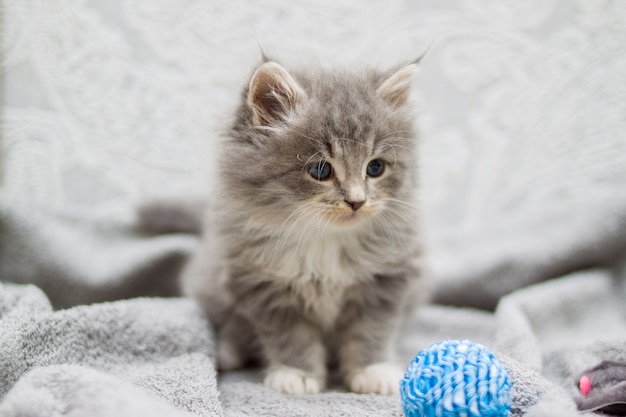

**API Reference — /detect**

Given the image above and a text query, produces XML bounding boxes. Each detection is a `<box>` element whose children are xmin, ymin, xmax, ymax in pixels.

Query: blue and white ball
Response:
<box><xmin>400</xmin><ymin>340</ymin><xmax>513</xmax><ymax>417</ymax></box>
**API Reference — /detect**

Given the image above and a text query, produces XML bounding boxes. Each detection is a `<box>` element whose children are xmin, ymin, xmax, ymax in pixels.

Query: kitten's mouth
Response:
<box><xmin>341</xmin><ymin>212</ymin><xmax>359</xmax><ymax>221</ymax></box>
<box><xmin>332</xmin><ymin>208</ymin><xmax>373</xmax><ymax>226</ymax></box>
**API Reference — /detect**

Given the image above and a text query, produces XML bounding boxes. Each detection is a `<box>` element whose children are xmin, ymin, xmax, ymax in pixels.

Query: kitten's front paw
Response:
<box><xmin>265</xmin><ymin>366</ymin><xmax>323</xmax><ymax>394</ymax></box>
<box><xmin>346</xmin><ymin>362</ymin><xmax>403</xmax><ymax>395</ymax></box>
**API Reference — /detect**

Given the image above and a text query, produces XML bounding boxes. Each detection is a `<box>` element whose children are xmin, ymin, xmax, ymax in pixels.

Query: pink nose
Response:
<box><xmin>346</xmin><ymin>199</ymin><xmax>366</xmax><ymax>211</ymax></box>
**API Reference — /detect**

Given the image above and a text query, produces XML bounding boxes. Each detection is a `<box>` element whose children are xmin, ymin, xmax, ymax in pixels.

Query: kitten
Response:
<box><xmin>181</xmin><ymin>58</ymin><xmax>427</xmax><ymax>395</ymax></box>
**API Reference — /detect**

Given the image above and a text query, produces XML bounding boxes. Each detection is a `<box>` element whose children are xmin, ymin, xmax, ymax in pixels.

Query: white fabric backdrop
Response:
<box><xmin>2</xmin><ymin>0</ymin><xmax>626</xmax><ymax>243</ymax></box>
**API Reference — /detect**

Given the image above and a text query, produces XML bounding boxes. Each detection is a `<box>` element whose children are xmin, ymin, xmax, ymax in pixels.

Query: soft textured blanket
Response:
<box><xmin>1</xmin><ymin>193</ymin><xmax>625</xmax><ymax>417</ymax></box>
<box><xmin>3</xmin><ymin>1</ymin><xmax>626</xmax><ymax>416</ymax></box>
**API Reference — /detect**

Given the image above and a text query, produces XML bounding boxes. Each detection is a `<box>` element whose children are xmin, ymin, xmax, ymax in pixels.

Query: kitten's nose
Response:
<box><xmin>345</xmin><ymin>199</ymin><xmax>366</xmax><ymax>211</ymax></box>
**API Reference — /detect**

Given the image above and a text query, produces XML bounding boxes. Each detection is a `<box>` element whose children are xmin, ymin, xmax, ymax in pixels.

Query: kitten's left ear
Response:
<box><xmin>376</xmin><ymin>63</ymin><xmax>419</xmax><ymax>108</ymax></box>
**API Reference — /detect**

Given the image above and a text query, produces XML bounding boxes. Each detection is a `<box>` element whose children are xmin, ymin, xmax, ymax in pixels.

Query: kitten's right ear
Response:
<box><xmin>376</xmin><ymin>63</ymin><xmax>419</xmax><ymax>108</ymax></box>
<box><xmin>247</xmin><ymin>62</ymin><xmax>305</xmax><ymax>127</ymax></box>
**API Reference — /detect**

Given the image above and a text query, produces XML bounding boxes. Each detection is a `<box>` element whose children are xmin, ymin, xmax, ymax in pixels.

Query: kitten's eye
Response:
<box><xmin>366</xmin><ymin>159</ymin><xmax>385</xmax><ymax>177</ymax></box>
<box><xmin>308</xmin><ymin>160</ymin><xmax>333</xmax><ymax>181</ymax></box>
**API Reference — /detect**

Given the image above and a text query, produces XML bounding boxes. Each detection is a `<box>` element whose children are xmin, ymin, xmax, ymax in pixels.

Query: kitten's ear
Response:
<box><xmin>376</xmin><ymin>63</ymin><xmax>419</xmax><ymax>108</ymax></box>
<box><xmin>247</xmin><ymin>62</ymin><xmax>305</xmax><ymax>127</ymax></box>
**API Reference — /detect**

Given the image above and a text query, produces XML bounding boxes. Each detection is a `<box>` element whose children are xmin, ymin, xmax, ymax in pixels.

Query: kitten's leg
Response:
<box><xmin>260</xmin><ymin>318</ymin><xmax>327</xmax><ymax>394</ymax></box>
<box><xmin>339</xmin><ymin>323</ymin><xmax>403</xmax><ymax>395</ymax></box>
<box><xmin>232</xmin><ymin>277</ymin><xmax>326</xmax><ymax>394</ymax></box>
<box><xmin>216</xmin><ymin>313</ymin><xmax>258</xmax><ymax>371</ymax></box>
<box><xmin>337</xmin><ymin>276</ymin><xmax>408</xmax><ymax>395</ymax></box>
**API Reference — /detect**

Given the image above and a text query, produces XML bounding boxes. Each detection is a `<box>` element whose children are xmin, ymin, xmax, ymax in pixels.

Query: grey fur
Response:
<box><xmin>575</xmin><ymin>361</ymin><xmax>626</xmax><ymax>414</ymax></box>
<box><xmin>182</xmin><ymin>60</ymin><xmax>428</xmax><ymax>394</ymax></box>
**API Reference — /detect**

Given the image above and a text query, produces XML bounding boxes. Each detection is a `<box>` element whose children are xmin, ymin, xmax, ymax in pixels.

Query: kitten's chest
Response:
<box><xmin>269</xmin><ymin>232</ymin><xmax>369</xmax><ymax>286</ymax></box>
<box><xmin>267</xmin><ymin>233</ymin><xmax>374</xmax><ymax>328</ymax></box>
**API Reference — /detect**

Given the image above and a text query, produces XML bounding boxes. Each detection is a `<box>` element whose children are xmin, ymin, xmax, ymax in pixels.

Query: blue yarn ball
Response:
<box><xmin>400</xmin><ymin>340</ymin><xmax>513</xmax><ymax>417</ymax></box>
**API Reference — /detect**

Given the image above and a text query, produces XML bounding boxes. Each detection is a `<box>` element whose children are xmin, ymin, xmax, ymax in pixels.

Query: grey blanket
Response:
<box><xmin>1</xmin><ymin>193</ymin><xmax>625</xmax><ymax>417</ymax></box>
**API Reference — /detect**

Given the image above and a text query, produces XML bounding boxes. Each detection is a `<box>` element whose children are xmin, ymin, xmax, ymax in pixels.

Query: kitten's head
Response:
<box><xmin>221</xmin><ymin>59</ymin><xmax>419</xmax><ymax>232</ymax></box>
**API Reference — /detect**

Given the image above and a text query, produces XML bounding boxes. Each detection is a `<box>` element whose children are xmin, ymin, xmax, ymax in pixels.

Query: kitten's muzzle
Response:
<box><xmin>345</xmin><ymin>199</ymin><xmax>366</xmax><ymax>211</ymax></box>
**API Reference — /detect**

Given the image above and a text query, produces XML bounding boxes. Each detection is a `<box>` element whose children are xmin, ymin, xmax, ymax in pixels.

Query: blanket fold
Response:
<box><xmin>430</xmin><ymin>191</ymin><xmax>626</xmax><ymax>310</ymax></box>
<box><xmin>0</xmin><ymin>283</ymin><xmax>222</xmax><ymax>417</ymax></box>
<box><xmin>0</xmin><ymin>199</ymin><xmax>197</xmax><ymax>308</ymax></box>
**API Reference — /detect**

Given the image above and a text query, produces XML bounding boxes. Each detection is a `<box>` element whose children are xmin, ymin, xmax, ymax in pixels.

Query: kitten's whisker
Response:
<box><xmin>385</xmin><ymin>142</ymin><xmax>417</xmax><ymax>152</ymax></box>
<box><xmin>279</xmin><ymin>204</ymin><xmax>318</xmax><ymax>246</ymax></box>
<box><xmin>379</xmin><ymin>129</ymin><xmax>415</xmax><ymax>139</ymax></box>
<box><xmin>336</xmin><ymin>137</ymin><xmax>368</xmax><ymax>147</ymax></box>
<box><xmin>383</xmin><ymin>207</ymin><xmax>415</xmax><ymax>224</ymax></box>
<box><xmin>386</xmin><ymin>136</ymin><xmax>416</xmax><ymax>141</ymax></box>
<box><xmin>294</xmin><ymin>206</ymin><xmax>324</xmax><ymax>261</ymax></box>
<box><xmin>315</xmin><ymin>210</ymin><xmax>322</xmax><ymax>236</ymax></box>
<box><xmin>272</xmin><ymin>202</ymin><xmax>314</xmax><ymax>240</ymax></box>
<box><xmin>300</xmin><ymin>151</ymin><xmax>324</xmax><ymax>176</ymax></box>
<box><xmin>382</xmin><ymin>209</ymin><xmax>413</xmax><ymax>240</ymax></box>
<box><xmin>300</xmin><ymin>133</ymin><xmax>326</xmax><ymax>148</ymax></box>
<box><xmin>320</xmin><ymin>212</ymin><xmax>334</xmax><ymax>236</ymax></box>
<box><xmin>372</xmin><ymin>213</ymin><xmax>401</xmax><ymax>253</ymax></box>
<box><xmin>289</xmin><ymin>128</ymin><xmax>326</xmax><ymax>148</ymax></box>
<box><xmin>380</xmin><ymin>197</ymin><xmax>418</xmax><ymax>211</ymax></box>
<box><xmin>315</xmin><ymin>209</ymin><xmax>325</xmax><ymax>235</ymax></box>
<box><xmin>378</xmin><ymin>143</ymin><xmax>417</xmax><ymax>155</ymax></box>
<box><xmin>265</xmin><ymin>201</ymin><xmax>319</xmax><ymax>263</ymax></box>
<box><xmin>380</xmin><ymin>144</ymin><xmax>398</xmax><ymax>168</ymax></box>
<box><xmin>379</xmin><ymin>136</ymin><xmax>418</xmax><ymax>145</ymax></box>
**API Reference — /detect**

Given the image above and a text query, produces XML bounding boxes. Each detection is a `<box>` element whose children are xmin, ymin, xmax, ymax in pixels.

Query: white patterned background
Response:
<box><xmin>2</xmin><ymin>0</ymin><xmax>626</xmax><ymax>241</ymax></box>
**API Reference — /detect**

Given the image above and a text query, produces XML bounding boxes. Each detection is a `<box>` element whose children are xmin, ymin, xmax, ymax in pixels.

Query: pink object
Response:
<box><xmin>579</xmin><ymin>375</ymin><xmax>592</xmax><ymax>397</ymax></box>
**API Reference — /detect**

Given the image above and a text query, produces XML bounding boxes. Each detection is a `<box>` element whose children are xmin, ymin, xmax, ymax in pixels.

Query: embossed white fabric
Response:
<box><xmin>2</xmin><ymin>2</ymin><xmax>626</xmax><ymax>417</ymax></box>
<box><xmin>3</xmin><ymin>0</ymin><xmax>625</xmax><ymax>234</ymax></box>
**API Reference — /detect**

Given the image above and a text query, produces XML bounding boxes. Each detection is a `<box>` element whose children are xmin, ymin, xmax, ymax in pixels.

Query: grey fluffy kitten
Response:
<box><xmin>182</xmin><ymin>58</ymin><xmax>427</xmax><ymax>395</ymax></box>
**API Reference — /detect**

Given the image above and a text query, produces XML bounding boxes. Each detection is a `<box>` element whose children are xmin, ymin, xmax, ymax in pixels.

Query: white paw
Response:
<box><xmin>264</xmin><ymin>366</ymin><xmax>322</xmax><ymax>394</ymax></box>
<box><xmin>346</xmin><ymin>362</ymin><xmax>403</xmax><ymax>395</ymax></box>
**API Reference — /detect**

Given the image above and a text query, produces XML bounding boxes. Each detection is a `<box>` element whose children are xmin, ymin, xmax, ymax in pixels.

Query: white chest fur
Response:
<box><xmin>264</xmin><ymin>230</ymin><xmax>372</xmax><ymax>329</ymax></box>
